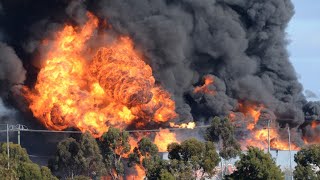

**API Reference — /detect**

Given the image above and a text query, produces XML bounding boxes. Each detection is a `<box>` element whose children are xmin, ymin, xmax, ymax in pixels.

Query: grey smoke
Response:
<box><xmin>0</xmin><ymin>98</ymin><xmax>13</xmax><ymax>116</ymax></box>
<box><xmin>305</xmin><ymin>89</ymin><xmax>318</xmax><ymax>99</ymax></box>
<box><xmin>0</xmin><ymin>97</ymin><xmax>17</xmax><ymax>125</ymax></box>
<box><xmin>66</xmin><ymin>0</ymin><xmax>88</xmax><ymax>25</ymax></box>
<box><xmin>95</xmin><ymin>0</ymin><xmax>306</xmax><ymax>126</ymax></box>
<box><xmin>0</xmin><ymin>41</ymin><xmax>25</xmax><ymax>127</ymax></box>
<box><xmin>0</xmin><ymin>42</ymin><xmax>26</xmax><ymax>101</ymax></box>
<box><xmin>0</xmin><ymin>0</ymin><xmax>317</xmax><ymax>144</ymax></box>
<box><xmin>0</xmin><ymin>42</ymin><xmax>26</xmax><ymax>84</ymax></box>
<box><xmin>303</xmin><ymin>101</ymin><xmax>320</xmax><ymax>121</ymax></box>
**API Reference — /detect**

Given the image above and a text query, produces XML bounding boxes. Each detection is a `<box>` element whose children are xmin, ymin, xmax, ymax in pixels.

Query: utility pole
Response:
<box><xmin>17</xmin><ymin>124</ymin><xmax>21</xmax><ymax>145</ymax></box>
<box><xmin>6</xmin><ymin>124</ymin><xmax>10</xmax><ymax>169</ymax></box>
<box><xmin>220</xmin><ymin>139</ymin><xmax>224</xmax><ymax>180</ymax></box>
<box><xmin>288</xmin><ymin>126</ymin><xmax>293</xmax><ymax>180</ymax></box>
<box><xmin>267</xmin><ymin>119</ymin><xmax>271</xmax><ymax>153</ymax></box>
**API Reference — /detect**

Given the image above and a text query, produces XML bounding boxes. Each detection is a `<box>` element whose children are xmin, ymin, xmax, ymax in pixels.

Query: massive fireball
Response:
<box><xmin>24</xmin><ymin>12</ymin><xmax>177</xmax><ymax>137</ymax></box>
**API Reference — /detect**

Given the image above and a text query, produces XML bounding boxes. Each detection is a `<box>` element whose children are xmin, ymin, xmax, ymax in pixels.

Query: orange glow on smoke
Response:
<box><xmin>233</xmin><ymin>103</ymin><xmax>300</xmax><ymax>150</ymax></box>
<box><xmin>154</xmin><ymin>128</ymin><xmax>179</xmax><ymax>152</ymax></box>
<box><xmin>24</xmin><ymin>12</ymin><xmax>177</xmax><ymax>137</ymax></box>
<box><xmin>303</xmin><ymin>121</ymin><xmax>320</xmax><ymax>145</ymax></box>
<box><xmin>311</xmin><ymin>121</ymin><xmax>319</xmax><ymax>129</ymax></box>
<box><xmin>194</xmin><ymin>76</ymin><xmax>215</xmax><ymax>95</ymax></box>
<box><xmin>239</xmin><ymin>103</ymin><xmax>263</xmax><ymax>130</ymax></box>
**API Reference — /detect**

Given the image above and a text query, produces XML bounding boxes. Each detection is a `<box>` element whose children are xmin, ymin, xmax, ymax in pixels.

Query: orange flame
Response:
<box><xmin>232</xmin><ymin>103</ymin><xmax>300</xmax><ymax>150</ymax></box>
<box><xmin>238</xmin><ymin>103</ymin><xmax>263</xmax><ymax>130</ymax></box>
<box><xmin>271</xmin><ymin>138</ymin><xmax>300</xmax><ymax>151</ymax></box>
<box><xmin>126</xmin><ymin>165</ymin><xmax>145</xmax><ymax>180</ymax></box>
<box><xmin>311</xmin><ymin>121</ymin><xmax>319</xmax><ymax>129</ymax></box>
<box><xmin>194</xmin><ymin>76</ymin><xmax>215</xmax><ymax>95</ymax></box>
<box><xmin>169</xmin><ymin>122</ymin><xmax>196</xmax><ymax>129</ymax></box>
<box><xmin>303</xmin><ymin>121</ymin><xmax>320</xmax><ymax>145</ymax></box>
<box><xmin>24</xmin><ymin>12</ymin><xmax>177</xmax><ymax>137</ymax></box>
<box><xmin>154</xmin><ymin>128</ymin><xmax>179</xmax><ymax>152</ymax></box>
<box><xmin>245</xmin><ymin>128</ymin><xmax>300</xmax><ymax>150</ymax></box>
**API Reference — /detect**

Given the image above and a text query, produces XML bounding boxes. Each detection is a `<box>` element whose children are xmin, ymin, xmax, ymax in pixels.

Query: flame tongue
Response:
<box><xmin>24</xmin><ymin>12</ymin><xmax>177</xmax><ymax>137</ymax></box>
<box><xmin>154</xmin><ymin>128</ymin><xmax>179</xmax><ymax>152</ymax></box>
<box><xmin>194</xmin><ymin>75</ymin><xmax>215</xmax><ymax>95</ymax></box>
<box><xmin>169</xmin><ymin>122</ymin><xmax>196</xmax><ymax>129</ymax></box>
<box><xmin>303</xmin><ymin>121</ymin><xmax>320</xmax><ymax>145</ymax></box>
<box><xmin>230</xmin><ymin>103</ymin><xmax>301</xmax><ymax>151</ymax></box>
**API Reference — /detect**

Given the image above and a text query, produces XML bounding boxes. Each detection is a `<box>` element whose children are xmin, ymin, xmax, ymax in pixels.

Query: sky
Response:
<box><xmin>288</xmin><ymin>0</ymin><xmax>320</xmax><ymax>101</ymax></box>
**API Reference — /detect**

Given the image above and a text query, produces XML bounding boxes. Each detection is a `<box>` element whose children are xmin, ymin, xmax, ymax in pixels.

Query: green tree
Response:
<box><xmin>99</xmin><ymin>127</ymin><xmax>131</xmax><ymax>179</ymax></box>
<box><xmin>226</xmin><ymin>147</ymin><xmax>284</xmax><ymax>180</ymax></box>
<box><xmin>41</xmin><ymin>166</ymin><xmax>58</xmax><ymax>180</ymax></box>
<box><xmin>206</xmin><ymin>116</ymin><xmax>241</xmax><ymax>160</ymax></box>
<box><xmin>165</xmin><ymin>159</ymin><xmax>193</xmax><ymax>179</ymax></box>
<box><xmin>159</xmin><ymin>169</ymin><xmax>175</xmax><ymax>180</ymax></box>
<box><xmin>128</xmin><ymin>137</ymin><xmax>166</xmax><ymax>179</ymax></box>
<box><xmin>49</xmin><ymin>132</ymin><xmax>104</xmax><ymax>179</ymax></box>
<box><xmin>167</xmin><ymin>138</ymin><xmax>220</xmax><ymax>179</ymax></box>
<box><xmin>294</xmin><ymin>144</ymin><xmax>320</xmax><ymax>179</ymax></box>
<box><xmin>0</xmin><ymin>142</ymin><xmax>57</xmax><ymax>180</ymax></box>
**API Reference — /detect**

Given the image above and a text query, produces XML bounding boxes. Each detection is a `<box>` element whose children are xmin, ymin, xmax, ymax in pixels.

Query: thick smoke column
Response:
<box><xmin>0</xmin><ymin>31</ymin><xmax>26</xmax><ymax>123</ymax></box>
<box><xmin>0</xmin><ymin>42</ymin><xmax>26</xmax><ymax>86</ymax></box>
<box><xmin>95</xmin><ymin>0</ymin><xmax>306</xmax><ymax>125</ymax></box>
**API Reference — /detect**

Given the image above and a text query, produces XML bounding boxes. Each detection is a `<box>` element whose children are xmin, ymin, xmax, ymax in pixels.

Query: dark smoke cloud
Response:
<box><xmin>0</xmin><ymin>42</ymin><xmax>26</xmax><ymax>102</ymax></box>
<box><xmin>0</xmin><ymin>3</ymin><xmax>27</xmax><ymax>143</ymax></box>
<box><xmin>0</xmin><ymin>42</ymin><xmax>26</xmax><ymax>85</ymax></box>
<box><xmin>94</xmin><ymin>0</ymin><xmax>306</xmax><ymax>126</ymax></box>
<box><xmin>303</xmin><ymin>101</ymin><xmax>320</xmax><ymax>121</ymax></box>
<box><xmin>0</xmin><ymin>2</ymin><xmax>3</xmax><ymax>14</ymax></box>
<box><xmin>65</xmin><ymin>0</ymin><xmax>87</xmax><ymax>25</ymax></box>
<box><xmin>0</xmin><ymin>98</ymin><xmax>15</xmax><ymax>121</ymax></box>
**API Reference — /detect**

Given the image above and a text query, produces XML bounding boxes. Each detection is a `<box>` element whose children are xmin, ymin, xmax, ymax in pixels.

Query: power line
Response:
<box><xmin>28</xmin><ymin>154</ymin><xmax>54</xmax><ymax>158</ymax></box>
<box><xmin>0</xmin><ymin>124</ymin><xmax>210</xmax><ymax>134</ymax></box>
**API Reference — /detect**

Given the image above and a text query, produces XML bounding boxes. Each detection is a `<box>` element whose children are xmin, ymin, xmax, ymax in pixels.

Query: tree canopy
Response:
<box><xmin>167</xmin><ymin>138</ymin><xmax>220</xmax><ymax>179</ymax></box>
<box><xmin>99</xmin><ymin>127</ymin><xmax>131</xmax><ymax>179</ymax></box>
<box><xmin>128</xmin><ymin>137</ymin><xmax>165</xmax><ymax>179</ymax></box>
<box><xmin>226</xmin><ymin>146</ymin><xmax>284</xmax><ymax>180</ymax></box>
<box><xmin>294</xmin><ymin>144</ymin><xmax>320</xmax><ymax>179</ymax></box>
<box><xmin>206</xmin><ymin>116</ymin><xmax>241</xmax><ymax>160</ymax></box>
<box><xmin>0</xmin><ymin>142</ymin><xmax>57</xmax><ymax>180</ymax></box>
<box><xmin>49</xmin><ymin>132</ymin><xmax>105</xmax><ymax>179</ymax></box>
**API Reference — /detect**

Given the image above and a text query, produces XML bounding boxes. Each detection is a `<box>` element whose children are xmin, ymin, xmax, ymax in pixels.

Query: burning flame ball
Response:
<box><xmin>24</xmin><ymin>12</ymin><xmax>177</xmax><ymax>137</ymax></box>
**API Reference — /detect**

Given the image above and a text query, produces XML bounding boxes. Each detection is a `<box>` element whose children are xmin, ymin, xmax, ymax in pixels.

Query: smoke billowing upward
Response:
<box><xmin>0</xmin><ymin>42</ymin><xmax>26</xmax><ymax>85</ymax></box>
<box><xmin>0</xmin><ymin>0</ymin><xmax>319</xmax><ymax>150</ymax></box>
<box><xmin>0</xmin><ymin>14</ymin><xmax>26</xmax><ymax>122</ymax></box>
<box><xmin>95</xmin><ymin>0</ymin><xmax>307</xmax><ymax>126</ymax></box>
